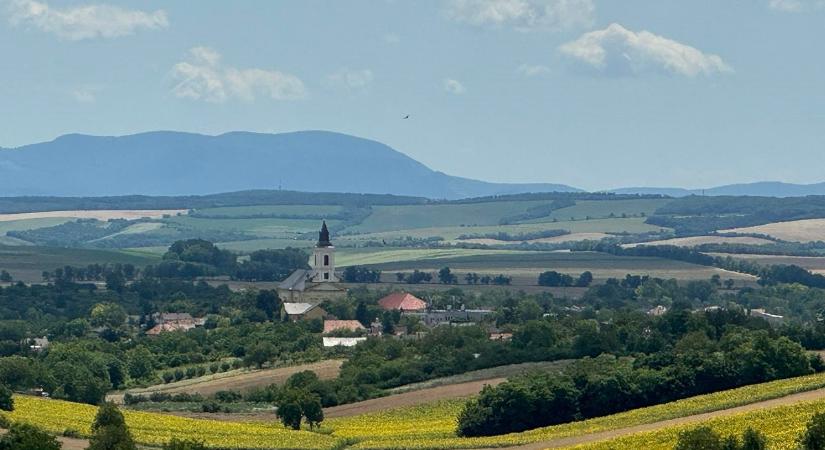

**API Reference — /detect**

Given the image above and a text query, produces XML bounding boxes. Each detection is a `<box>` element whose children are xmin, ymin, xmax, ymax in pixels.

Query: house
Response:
<box><xmin>277</xmin><ymin>222</ymin><xmax>346</xmax><ymax>303</ymax></box>
<box><xmin>647</xmin><ymin>305</ymin><xmax>668</xmax><ymax>316</ymax></box>
<box><xmin>322</xmin><ymin>337</ymin><xmax>367</xmax><ymax>347</ymax></box>
<box><xmin>378</xmin><ymin>292</ymin><xmax>427</xmax><ymax>311</ymax></box>
<box><xmin>146</xmin><ymin>322</ymin><xmax>199</xmax><ymax>336</ymax></box>
<box><xmin>489</xmin><ymin>332</ymin><xmax>513</xmax><ymax>341</ymax></box>
<box><xmin>28</xmin><ymin>336</ymin><xmax>49</xmax><ymax>352</ymax></box>
<box><xmin>323</xmin><ymin>320</ymin><xmax>366</xmax><ymax>334</ymax></box>
<box><xmin>281</xmin><ymin>302</ymin><xmax>327</xmax><ymax>322</ymax></box>
<box><xmin>145</xmin><ymin>312</ymin><xmax>206</xmax><ymax>335</ymax></box>
<box><xmin>750</xmin><ymin>308</ymin><xmax>785</xmax><ymax>326</ymax></box>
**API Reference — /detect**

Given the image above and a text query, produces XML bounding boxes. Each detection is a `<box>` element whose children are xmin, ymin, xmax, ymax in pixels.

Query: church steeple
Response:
<box><xmin>317</xmin><ymin>220</ymin><xmax>332</xmax><ymax>248</ymax></box>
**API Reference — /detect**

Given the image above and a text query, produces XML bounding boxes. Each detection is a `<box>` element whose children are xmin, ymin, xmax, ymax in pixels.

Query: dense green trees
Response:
<box><xmin>537</xmin><ymin>270</ymin><xmax>593</xmax><ymax>287</ymax></box>
<box><xmin>342</xmin><ymin>266</ymin><xmax>381</xmax><ymax>283</ymax></box>
<box><xmin>457</xmin><ymin>329</ymin><xmax>816</xmax><ymax>436</ymax></box>
<box><xmin>234</xmin><ymin>248</ymin><xmax>310</xmax><ymax>282</ymax></box>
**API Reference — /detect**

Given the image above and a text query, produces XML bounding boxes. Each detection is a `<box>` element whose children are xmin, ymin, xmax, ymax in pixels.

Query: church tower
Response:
<box><xmin>311</xmin><ymin>221</ymin><xmax>337</xmax><ymax>282</ymax></box>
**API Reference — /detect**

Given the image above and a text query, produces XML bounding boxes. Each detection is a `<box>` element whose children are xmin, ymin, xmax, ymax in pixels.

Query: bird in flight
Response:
<box><xmin>402</xmin><ymin>114</ymin><xmax>410</xmax><ymax>119</ymax></box>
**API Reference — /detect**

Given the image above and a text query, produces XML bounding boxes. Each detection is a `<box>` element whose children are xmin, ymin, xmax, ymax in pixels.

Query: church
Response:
<box><xmin>277</xmin><ymin>221</ymin><xmax>347</xmax><ymax>303</ymax></box>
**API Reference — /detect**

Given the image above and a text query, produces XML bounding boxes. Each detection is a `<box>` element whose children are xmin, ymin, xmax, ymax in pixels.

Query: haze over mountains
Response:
<box><xmin>0</xmin><ymin>130</ymin><xmax>821</xmax><ymax>199</ymax></box>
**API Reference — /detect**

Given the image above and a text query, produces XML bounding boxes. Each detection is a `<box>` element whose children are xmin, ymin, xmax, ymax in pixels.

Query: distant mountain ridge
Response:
<box><xmin>0</xmin><ymin>131</ymin><xmax>580</xmax><ymax>200</ymax></box>
<box><xmin>0</xmin><ymin>131</ymin><xmax>582</xmax><ymax>199</ymax></box>
<box><xmin>611</xmin><ymin>182</ymin><xmax>825</xmax><ymax>198</ymax></box>
<box><xmin>2</xmin><ymin>130</ymin><xmax>824</xmax><ymax>199</ymax></box>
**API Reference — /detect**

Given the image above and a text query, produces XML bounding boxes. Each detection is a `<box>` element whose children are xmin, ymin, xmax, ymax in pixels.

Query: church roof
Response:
<box><xmin>379</xmin><ymin>292</ymin><xmax>427</xmax><ymax>311</ymax></box>
<box><xmin>279</xmin><ymin>269</ymin><xmax>309</xmax><ymax>291</ymax></box>
<box><xmin>317</xmin><ymin>220</ymin><xmax>332</xmax><ymax>248</ymax></box>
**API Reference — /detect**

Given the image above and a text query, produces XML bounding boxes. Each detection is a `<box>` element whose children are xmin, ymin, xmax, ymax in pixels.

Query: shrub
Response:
<box><xmin>163</xmin><ymin>438</ymin><xmax>207</xmax><ymax>450</ymax></box>
<box><xmin>0</xmin><ymin>384</ymin><xmax>13</xmax><ymax>411</ymax></box>
<box><xmin>674</xmin><ymin>426</ymin><xmax>723</xmax><ymax>450</ymax></box>
<box><xmin>0</xmin><ymin>423</ymin><xmax>61</xmax><ymax>450</ymax></box>
<box><xmin>802</xmin><ymin>412</ymin><xmax>825</xmax><ymax>450</ymax></box>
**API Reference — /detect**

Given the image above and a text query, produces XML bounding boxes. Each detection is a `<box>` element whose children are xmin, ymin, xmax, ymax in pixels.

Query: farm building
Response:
<box><xmin>323</xmin><ymin>337</ymin><xmax>367</xmax><ymax>347</ymax></box>
<box><xmin>281</xmin><ymin>302</ymin><xmax>327</xmax><ymax>322</ymax></box>
<box><xmin>404</xmin><ymin>308</ymin><xmax>494</xmax><ymax>326</ymax></box>
<box><xmin>378</xmin><ymin>292</ymin><xmax>427</xmax><ymax>311</ymax></box>
<box><xmin>323</xmin><ymin>320</ymin><xmax>366</xmax><ymax>334</ymax></box>
<box><xmin>277</xmin><ymin>221</ymin><xmax>346</xmax><ymax>303</ymax></box>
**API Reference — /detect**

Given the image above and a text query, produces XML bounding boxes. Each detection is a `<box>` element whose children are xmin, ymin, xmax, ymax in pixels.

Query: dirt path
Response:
<box><xmin>325</xmin><ymin>377</ymin><xmax>506</xmax><ymax>418</ymax></box>
<box><xmin>170</xmin><ymin>377</ymin><xmax>507</xmax><ymax>422</ymax></box>
<box><xmin>474</xmin><ymin>386</ymin><xmax>825</xmax><ymax>450</ymax></box>
<box><xmin>108</xmin><ymin>360</ymin><xmax>344</xmax><ymax>403</ymax></box>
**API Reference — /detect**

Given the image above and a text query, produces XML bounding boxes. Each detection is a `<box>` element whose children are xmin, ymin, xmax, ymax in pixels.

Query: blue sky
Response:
<box><xmin>1</xmin><ymin>0</ymin><xmax>823</xmax><ymax>191</ymax></box>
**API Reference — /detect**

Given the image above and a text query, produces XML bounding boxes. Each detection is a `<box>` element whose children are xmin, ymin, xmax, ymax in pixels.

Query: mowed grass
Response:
<box><xmin>194</xmin><ymin>204</ymin><xmax>343</xmax><ymax>217</ymax></box>
<box><xmin>162</xmin><ymin>216</ymin><xmax>340</xmax><ymax>238</ymax></box>
<box><xmin>325</xmin><ymin>371</ymin><xmax>825</xmax><ymax>449</ymax></box>
<box><xmin>0</xmin><ymin>245</ymin><xmax>160</xmax><ymax>282</ymax></box>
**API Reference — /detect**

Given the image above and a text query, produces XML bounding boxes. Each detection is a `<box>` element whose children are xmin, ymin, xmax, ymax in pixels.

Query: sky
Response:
<box><xmin>1</xmin><ymin>0</ymin><xmax>824</xmax><ymax>191</ymax></box>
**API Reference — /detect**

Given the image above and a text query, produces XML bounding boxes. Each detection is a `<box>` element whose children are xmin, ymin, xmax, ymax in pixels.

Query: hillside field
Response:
<box><xmin>722</xmin><ymin>218</ymin><xmax>825</xmax><ymax>242</ymax></box>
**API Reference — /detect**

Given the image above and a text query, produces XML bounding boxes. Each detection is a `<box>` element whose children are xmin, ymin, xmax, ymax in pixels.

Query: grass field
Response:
<box><xmin>339</xmin><ymin>217</ymin><xmax>666</xmax><ymax>244</ymax></box>
<box><xmin>0</xmin><ymin>245</ymin><xmax>160</xmax><ymax>282</ymax></box>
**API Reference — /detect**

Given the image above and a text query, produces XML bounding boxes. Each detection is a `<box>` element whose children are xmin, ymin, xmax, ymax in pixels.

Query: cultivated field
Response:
<box><xmin>0</xmin><ymin>209</ymin><xmax>186</xmax><ymax>222</ymax></box>
<box><xmin>13</xmin><ymin>368</ymin><xmax>825</xmax><ymax>449</ymax></box>
<box><xmin>722</xmin><ymin>218</ymin><xmax>825</xmax><ymax>242</ymax></box>
<box><xmin>459</xmin><ymin>232</ymin><xmax>611</xmax><ymax>246</ymax></box>
<box><xmin>706</xmin><ymin>253</ymin><xmax>825</xmax><ymax>274</ymax></box>
<box><xmin>623</xmin><ymin>235</ymin><xmax>775</xmax><ymax>248</ymax></box>
<box><xmin>342</xmin><ymin>250</ymin><xmax>756</xmax><ymax>283</ymax></box>
<box><xmin>110</xmin><ymin>359</ymin><xmax>344</xmax><ymax>402</ymax></box>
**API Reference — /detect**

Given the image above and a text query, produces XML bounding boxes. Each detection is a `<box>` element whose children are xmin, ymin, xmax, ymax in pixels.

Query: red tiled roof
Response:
<box><xmin>378</xmin><ymin>292</ymin><xmax>427</xmax><ymax>311</ymax></box>
<box><xmin>323</xmin><ymin>320</ymin><xmax>365</xmax><ymax>334</ymax></box>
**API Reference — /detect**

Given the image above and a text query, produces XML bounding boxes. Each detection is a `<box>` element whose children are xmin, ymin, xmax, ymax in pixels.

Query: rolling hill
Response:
<box><xmin>0</xmin><ymin>131</ymin><xmax>579</xmax><ymax>200</ymax></box>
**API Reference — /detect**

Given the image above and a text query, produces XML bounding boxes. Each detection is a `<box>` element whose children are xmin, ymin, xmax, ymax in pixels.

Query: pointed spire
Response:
<box><xmin>317</xmin><ymin>220</ymin><xmax>332</xmax><ymax>247</ymax></box>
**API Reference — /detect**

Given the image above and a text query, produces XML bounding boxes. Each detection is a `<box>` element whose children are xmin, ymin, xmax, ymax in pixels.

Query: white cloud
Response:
<box><xmin>71</xmin><ymin>85</ymin><xmax>100</xmax><ymax>103</ymax></box>
<box><xmin>6</xmin><ymin>0</ymin><xmax>167</xmax><ymax>40</ymax></box>
<box><xmin>446</xmin><ymin>0</ymin><xmax>594</xmax><ymax>31</ymax></box>
<box><xmin>517</xmin><ymin>64</ymin><xmax>552</xmax><ymax>77</ymax></box>
<box><xmin>559</xmin><ymin>23</ymin><xmax>732</xmax><ymax>77</ymax></box>
<box><xmin>768</xmin><ymin>0</ymin><xmax>825</xmax><ymax>11</ymax></box>
<box><xmin>443</xmin><ymin>78</ymin><xmax>466</xmax><ymax>94</ymax></box>
<box><xmin>170</xmin><ymin>47</ymin><xmax>305</xmax><ymax>103</ymax></box>
<box><xmin>324</xmin><ymin>68</ymin><xmax>374</xmax><ymax>90</ymax></box>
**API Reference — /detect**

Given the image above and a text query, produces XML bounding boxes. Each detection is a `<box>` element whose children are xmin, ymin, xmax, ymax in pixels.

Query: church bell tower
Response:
<box><xmin>312</xmin><ymin>221</ymin><xmax>337</xmax><ymax>282</ymax></box>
